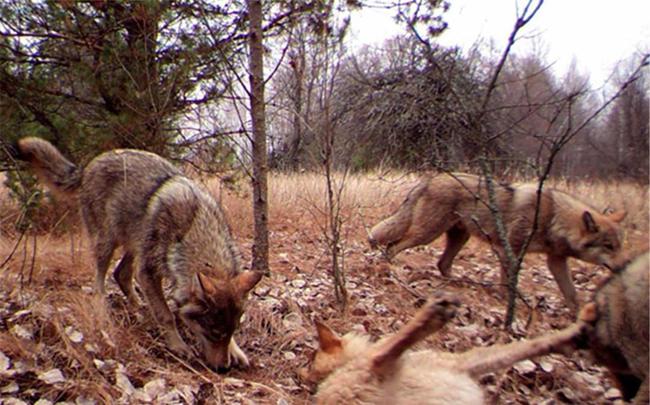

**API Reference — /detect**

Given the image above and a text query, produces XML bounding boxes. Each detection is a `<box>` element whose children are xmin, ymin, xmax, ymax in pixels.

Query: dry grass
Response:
<box><xmin>554</xmin><ymin>178</ymin><xmax>649</xmax><ymax>248</ymax></box>
<box><xmin>204</xmin><ymin>170</ymin><xmax>418</xmax><ymax>233</ymax></box>
<box><xmin>0</xmin><ymin>171</ymin><xmax>647</xmax><ymax>404</ymax></box>
<box><xmin>209</xmin><ymin>171</ymin><xmax>648</xmax><ymax>246</ymax></box>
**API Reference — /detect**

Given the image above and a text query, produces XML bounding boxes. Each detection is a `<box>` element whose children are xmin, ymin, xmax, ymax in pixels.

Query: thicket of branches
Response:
<box><xmin>0</xmin><ymin>1</ymin><xmax>646</xmax><ymax>177</ymax></box>
<box><xmin>270</xmin><ymin>30</ymin><xmax>649</xmax><ymax>181</ymax></box>
<box><xmin>0</xmin><ymin>1</ymin><xmax>245</xmax><ymax>160</ymax></box>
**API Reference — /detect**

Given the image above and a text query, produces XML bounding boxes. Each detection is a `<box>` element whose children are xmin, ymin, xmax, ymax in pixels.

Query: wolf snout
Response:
<box><xmin>602</xmin><ymin>252</ymin><xmax>634</xmax><ymax>272</ymax></box>
<box><xmin>202</xmin><ymin>341</ymin><xmax>231</xmax><ymax>371</ymax></box>
<box><xmin>297</xmin><ymin>365</ymin><xmax>321</xmax><ymax>394</ymax></box>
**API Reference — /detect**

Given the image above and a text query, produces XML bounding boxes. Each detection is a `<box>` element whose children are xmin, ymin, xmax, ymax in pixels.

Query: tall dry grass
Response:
<box><xmin>211</xmin><ymin>172</ymin><xmax>649</xmax><ymax>245</ymax></box>
<box><xmin>552</xmin><ymin>178</ymin><xmax>649</xmax><ymax>232</ymax></box>
<box><xmin>2</xmin><ymin>170</ymin><xmax>647</xmax><ymax>248</ymax></box>
<box><xmin>204</xmin><ymin>170</ymin><xmax>421</xmax><ymax>241</ymax></box>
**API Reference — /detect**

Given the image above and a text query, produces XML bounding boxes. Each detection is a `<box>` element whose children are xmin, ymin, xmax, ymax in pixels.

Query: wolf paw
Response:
<box><xmin>427</xmin><ymin>292</ymin><xmax>461</xmax><ymax>321</ymax></box>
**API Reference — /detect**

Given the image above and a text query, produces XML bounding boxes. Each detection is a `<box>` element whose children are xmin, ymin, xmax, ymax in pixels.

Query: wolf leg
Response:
<box><xmin>227</xmin><ymin>338</ymin><xmax>250</xmax><ymax>368</ymax></box>
<box><xmin>370</xmin><ymin>292</ymin><xmax>459</xmax><ymax>376</ymax></box>
<box><xmin>494</xmin><ymin>236</ymin><xmax>527</xmax><ymax>297</ymax></box>
<box><xmin>113</xmin><ymin>252</ymin><xmax>138</xmax><ymax>306</ymax></box>
<box><xmin>547</xmin><ymin>255</ymin><xmax>578</xmax><ymax>313</ymax></box>
<box><xmin>94</xmin><ymin>236</ymin><xmax>116</xmax><ymax>295</ymax></box>
<box><xmin>386</xmin><ymin>214</ymin><xmax>456</xmax><ymax>259</ymax></box>
<box><xmin>138</xmin><ymin>268</ymin><xmax>192</xmax><ymax>357</ymax></box>
<box><xmin>461</xmin><ymin>321</ymin><xmax>589</xmax><ymax>378</ymax></box>
<box><xmin>437</xmin><ymin>224</ymin><xmax>470</xmax><ymax>276</ymax></box>
<box><xmin>493</xmin><ymin>247</ymin><xmax>512</xmax><ymax>294</ymax></box>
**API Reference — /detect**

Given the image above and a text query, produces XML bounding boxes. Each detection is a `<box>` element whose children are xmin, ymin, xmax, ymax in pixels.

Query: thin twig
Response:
<box><xmin>0</xmin><ymin>228</ymin><xmax>26</xmax><ymax>270</ymax></box>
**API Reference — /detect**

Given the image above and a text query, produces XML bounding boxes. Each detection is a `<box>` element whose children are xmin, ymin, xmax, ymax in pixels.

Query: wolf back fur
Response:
<box><xmin>17</xmin><ymin>137</ymin><xmax>261</xmax><ymax>369</ymax></box>
<box><xmin>369</xmin><ymin>173</ymin><xmax>626</xmax><ymax>311</ymax></box>
<box><xmin>305</xmin><ymin>293</ymin><xmax>590</xmax><ymax>405</ymax></box>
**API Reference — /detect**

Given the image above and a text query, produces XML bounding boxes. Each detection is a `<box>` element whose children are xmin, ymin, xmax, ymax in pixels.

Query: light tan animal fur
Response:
<box><xmin>302</xmin><ymin>293</ymin><xmax>591</xmax><ymax>404</ymax></box>
<box><xmin>579</xmin><ymin>251</ymin><xmax>649</xmax><ymax>404</ymax></box>
<box><xmin>16</xmin><ymin>137</ymin><xmax>262</xmax><ymax>370</ymax></box>
<box><xmin>369</xmin><ymin>173</ymin><xmax>626</xmax><ymax>312</ymax></box>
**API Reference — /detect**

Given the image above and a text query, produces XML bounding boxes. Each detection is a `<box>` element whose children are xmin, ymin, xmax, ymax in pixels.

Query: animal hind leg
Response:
<box><xmin>461</xmin><ymin>321</ymin><xmax>589</xmax><ymax>378</ymax></box>
<box><xmin>113</xmin><ymin>252</ymin><xmax>138</xmax><ymax>306</ymax></box>
<box><xmin>386</xmin><ymin>213</ymin><xmax>457</xmax><ymax>260</ymax></box>
<box><xmin>437</xmin><ymin>224</ymin><xmax>470</xmax><ymax>276</ymax></box>
<box><xmin>93</xmin><ymin>235</ymin><xmax>116</xmax><ymax>296</ymax></box>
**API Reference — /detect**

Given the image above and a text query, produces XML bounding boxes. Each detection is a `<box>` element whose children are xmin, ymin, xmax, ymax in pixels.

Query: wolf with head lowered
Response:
<box><xmin>369</xmin><ymin>173</ymin><xmax>626</xmax><ymax>312</ymax></box>
<box><xmin>16</xmin><ymin>137</ymin><xmax>262</xmax><ymax>370</ymax></box>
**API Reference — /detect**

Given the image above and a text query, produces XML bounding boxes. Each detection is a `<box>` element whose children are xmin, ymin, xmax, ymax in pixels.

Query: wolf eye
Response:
<box><xmin>603</xmin><ymin>242</ymin><xmax>615</xmax><ymax>251</ymax></box>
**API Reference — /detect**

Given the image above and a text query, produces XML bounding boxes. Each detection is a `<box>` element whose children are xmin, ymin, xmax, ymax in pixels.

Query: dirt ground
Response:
<box><xmin>0</xmin><ymin>177</ymin><xmax>647</xmax><ymax>404</ymax></box>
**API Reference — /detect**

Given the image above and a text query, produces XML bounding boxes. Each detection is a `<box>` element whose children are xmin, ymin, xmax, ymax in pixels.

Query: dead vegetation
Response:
<box><xmin>0</xmin><ymin>172</ymin><xmax>647</xmax><ymax>404</ymax></box>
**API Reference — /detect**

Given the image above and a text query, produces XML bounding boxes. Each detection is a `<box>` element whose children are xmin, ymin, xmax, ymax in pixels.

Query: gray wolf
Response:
<box><xmin>16</xmin><ymin>137</ymin><xmax>261</xmax><ymax>370</ymax></box>
<box><xmin>369</xmin><ymin>173</ymin><xmax>626</xmax><ymax>311</ymax></box>
<box><xmin>301</xmin><ymin>292</ymin><xmax>590</xmax><ymax>404</ymax></box>
<box><xmin>579</xmin><ymin>251</ymin><xmax>649</xmax><ymax>404</ymax></box>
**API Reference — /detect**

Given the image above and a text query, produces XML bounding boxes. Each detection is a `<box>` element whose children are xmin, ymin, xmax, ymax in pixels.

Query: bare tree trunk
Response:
<box><xmin>288</xmin><ymin>48</ymin><xmax>305</xmax><ymax>169</ymax></box>
<box><xmin>247</xmin><ymin>0</ymin><xmax>269</xmax><ymax>273</ymax></box>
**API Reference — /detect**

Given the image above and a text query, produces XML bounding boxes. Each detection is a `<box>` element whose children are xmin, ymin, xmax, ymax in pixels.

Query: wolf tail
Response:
<box><xmin>368</xmin><ymin>180</ymin><xmax>427</xmax><ymax>247</ymax></box>
<box><xmin>16</xmin><ymin>137</ymin><xmax>81</xmax><ymax>196</ymax></box>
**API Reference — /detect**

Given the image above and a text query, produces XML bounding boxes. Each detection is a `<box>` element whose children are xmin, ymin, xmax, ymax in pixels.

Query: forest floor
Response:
<box><xmin>0</xmin><ymin>173</ymin><xmax>647</xmax><ymax>404</ymax></box>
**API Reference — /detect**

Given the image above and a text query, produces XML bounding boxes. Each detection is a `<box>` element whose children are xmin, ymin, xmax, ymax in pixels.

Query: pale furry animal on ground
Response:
<box><xmin>369</xmin><ymin>172</ymin><xmax>626</xmax><ymax>312</ymax></box>
<box><xmin>302</xmin><ymin>292</ymin><xmax>590</xmax><ymax>404</ymax></box>
<box><xmin>16</xmin><ymin>137</ymin><xmax>262</xmax><ymax>370</ymax></box>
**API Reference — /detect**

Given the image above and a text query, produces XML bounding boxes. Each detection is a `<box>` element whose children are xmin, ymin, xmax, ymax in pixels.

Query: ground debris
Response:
<box><xmin>0</xmin><ymin>222</ymin><xmax>621</xmax><ymax>404</ymax></box>
<box><xmin>37</xmin><ymin>368</ymin><xmax>65</xmax><ymax>385</ymax></box>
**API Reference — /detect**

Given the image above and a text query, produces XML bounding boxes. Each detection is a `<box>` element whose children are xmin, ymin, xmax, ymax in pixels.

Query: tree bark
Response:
<box><xmin>247</xmin><ymin>0</ymin><xmax>269</xmax><ymax>273</ymax></box>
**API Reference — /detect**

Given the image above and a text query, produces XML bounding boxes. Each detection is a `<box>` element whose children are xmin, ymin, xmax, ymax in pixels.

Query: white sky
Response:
<box><xmin>349</xmin><ymin>0</ymin><xmax>650</xmax><ymax>88</ymax></box>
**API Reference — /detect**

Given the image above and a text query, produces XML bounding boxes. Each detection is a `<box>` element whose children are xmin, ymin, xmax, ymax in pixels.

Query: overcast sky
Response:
<box><xmin>349</xmin><ymin>0</ymin><xmax>650</xmax><ymax>88</ymax></box>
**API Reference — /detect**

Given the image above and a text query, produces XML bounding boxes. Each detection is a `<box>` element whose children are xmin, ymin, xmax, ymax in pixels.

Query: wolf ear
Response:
<box><xmin>194</xmin><ymin>272</ymin><xmax>218</xmax><ymax>298</ymax></box>
<box><xmin>235</xmin><ymin>270</ymin><xmax>262</xmax><ymax>296</ymax></box>
<box><xmin>314</xmin><ymin>320</ymin><xmax>342</xmax><ymax>354</ymax></box>
<box><xmin>607</xmin><ymin>210</ymin><xmax>626</xmax><ymax>223</ymax></box>
<box><xmin>582</xmin><ymin>211</ymin><xmax>599</xmax><ymax>233</ymax></box>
